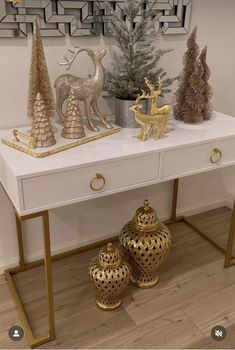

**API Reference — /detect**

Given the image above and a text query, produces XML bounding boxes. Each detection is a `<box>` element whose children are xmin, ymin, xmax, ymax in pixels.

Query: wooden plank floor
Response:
<box><xmin>0</xmin><ymin>207</ymin><xmax>235</xmax><ymax>349</ymax></box>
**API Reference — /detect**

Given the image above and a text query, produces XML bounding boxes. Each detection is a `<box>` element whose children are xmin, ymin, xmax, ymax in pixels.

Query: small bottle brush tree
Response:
<box><xmin>182</xmin><ymin>60</ymin><xmax>206</xmax><ymax>123</ymax></box>
<box><xmin>28</xmin><ymin>18</ymin><xmax>55</xmax><ymax>119</ymax></box>
<box><xmin>62</xmin><ymin>88</ymin><xmax>85</xmax><ymax>139</ymax></box>
<box><xmin>31</xmin><ymin>93</ymin><xmax>56</xmax><ymax>147</ymax></box>
<box><xmin>174</xmin><ymin>27</ymin><xmax>199</xmax><ymax>120</ymax></box>
<box><xmin>174</xmin><ymin>27</ymin><xmax>213</xmax><ymax>123</ymax></box>
<box><xmin>104</xmin><ymin>0</ymin><xmax>176</xmax><ymax>100</ymax></box>
<box><xmin>199</xmin><ymin>46</ymin><xmax>213</xmax><ymax>120</ymax></box>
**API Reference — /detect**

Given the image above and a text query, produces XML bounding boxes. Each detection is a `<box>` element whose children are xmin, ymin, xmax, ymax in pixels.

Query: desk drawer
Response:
<box><xmin>162</xmin><ymin>138</ymin><xmax>235</xmax><ymax>178</ymax></box>
<box><xmin>22</xmin><ymin>154</ymin><xmax>159</xmax><ymax>211</ymax></box>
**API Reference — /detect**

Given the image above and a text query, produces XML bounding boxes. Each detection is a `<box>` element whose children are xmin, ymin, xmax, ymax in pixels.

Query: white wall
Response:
<box><xmin>0</xmin><ymin>0</ymin><xmax>234</xmax><ymax>272</ymax></box>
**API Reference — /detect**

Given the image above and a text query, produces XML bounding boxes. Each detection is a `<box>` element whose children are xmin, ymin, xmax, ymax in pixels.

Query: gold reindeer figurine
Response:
<box><xmin>129</xmin><ymin>78</ymin><xmax>171</xmax><ymax>142</ymax></box>
<box><xmin>55</xmin><ymin>46</ymin><xmax>112</xmax><ymax>132</ymax></box>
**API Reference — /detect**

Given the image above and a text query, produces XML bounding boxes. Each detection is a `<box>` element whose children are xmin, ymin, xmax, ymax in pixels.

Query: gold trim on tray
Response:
<box><xmin>13</xmin><ymin>129</ymin><xmax>37</xmax><ymax>149</ymax></box>
<box><xmin>1</xmin><ymin>128</ymin><xmax>121</xmax><ymax>158</ymax></box>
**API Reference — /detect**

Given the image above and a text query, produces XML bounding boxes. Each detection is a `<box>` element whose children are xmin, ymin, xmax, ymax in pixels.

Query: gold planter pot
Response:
<box><xmin>89</xmin><ymin>243</ymin><xmax>130</xmax><ymax>310</ymax></box>
<box><xmin>119</xmin><ymin>200</ymin><xmax>171</xmax><ymax>288</ymax></box>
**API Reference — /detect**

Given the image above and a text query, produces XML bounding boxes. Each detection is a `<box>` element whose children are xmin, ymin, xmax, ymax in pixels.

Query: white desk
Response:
<box><xmin>1</xmin><ymin>112</ymin><xmax>235</xmax><ymax>216</ymax></box>
<box><xmin>1</xmin><ymin>111</ymin><xmax>235</xmax><ymax>348</ymax></box>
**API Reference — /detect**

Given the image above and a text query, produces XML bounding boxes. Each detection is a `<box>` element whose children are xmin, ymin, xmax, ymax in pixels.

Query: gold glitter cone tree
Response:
<box><xmin>174</xmin><ymin>27</ymin><xmax>199</xmax><ymax>121</ymax></box>
<box><xmin>28</xmin><ymin>18</ymin><xmax>55</xmax><ymax>119</ymax></box>
<box><xmin>199</xmin><ymin>46</ymin><xmax>213</xmax><ymax>120</ymax></box>
<box><xmin>31</xmin><ymin>93</ymin><xmax>56</xmax><ymax>147</ymax></box>
<box><xmin>62</xmin><ymin>88</ymin><xmax>85</xmax><ymax>139</ymax></box>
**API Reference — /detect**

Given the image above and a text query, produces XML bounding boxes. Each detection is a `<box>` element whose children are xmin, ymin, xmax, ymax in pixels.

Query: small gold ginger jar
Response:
<box><xmin>89</xmin><ymin>243</ymin><xmax>130</xmax><ymax>310</ymax></box>
<box><xmin>119</xmin><ymin>199</ymin><xmax>171</xmax><ymax>288</ymax></box>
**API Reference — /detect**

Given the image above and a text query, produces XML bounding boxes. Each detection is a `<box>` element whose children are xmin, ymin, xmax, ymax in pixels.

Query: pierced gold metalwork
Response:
<box><xmin>90</xmin><ymin>173</ymin><xmax>106</xmax><ymax>192</ymax></box>
<box><xmin>89</xmin><ymin>243</ymin><xmax>130</xmax><ymax>310</ymax></box>
<box><xmin>2</xmin><ymin>128</ymin><xmax>120</xmax><ymax>158</ymax></box>
<box><xmin>120</xmin><ymin>199</ymin><xmax>171</xmax><ymax>288</ymax></box>
<box><xmin>210</xmin><ymin>148</ymin><xmax>222</xmax><ymax>164</ymax></box>
<box><xmin>13</xmin><ymin>129</ymin><xmax>37</xmax><ymax>149</ymax></box>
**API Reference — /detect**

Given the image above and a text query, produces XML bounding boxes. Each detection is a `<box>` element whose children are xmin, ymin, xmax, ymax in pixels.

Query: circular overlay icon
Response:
<box><xmin>211</xmin><ymin>325</ymin><xmax>227</xmax><ymax>341</ymax></box>
<box><xmin>8</xmin><ymin>325</ymin><xmax>24</xmax><ymax>341</ymax></box>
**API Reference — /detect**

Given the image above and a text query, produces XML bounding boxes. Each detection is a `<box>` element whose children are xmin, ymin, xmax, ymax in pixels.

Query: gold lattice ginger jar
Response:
<box><xmin>89</xmin><ymin>243</ymin><xmax>130</xmax><ymax>310</ymax></box>
<box><xmin>119</xmin><ymin>199</ymin><xmax>171</xmax><ymax>288</ymax></box>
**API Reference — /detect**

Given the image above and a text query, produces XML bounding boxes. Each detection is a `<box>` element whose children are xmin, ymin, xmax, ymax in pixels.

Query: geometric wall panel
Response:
<box><xmin>0</xmin><ymin>0</ymin><xmax>192</xmax><ymax>37</ymax></box>
<box><xmin>157</xmin><ymin>0</ymin><xmax>193</xmax><ymax>34</ymax></box>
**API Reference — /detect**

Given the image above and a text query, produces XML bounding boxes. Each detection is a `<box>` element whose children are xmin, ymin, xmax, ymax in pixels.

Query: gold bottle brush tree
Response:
<box><xmin>28</xmin><ymin>18</ymin><xmax>55</xmax><ymax>119</ymax></box>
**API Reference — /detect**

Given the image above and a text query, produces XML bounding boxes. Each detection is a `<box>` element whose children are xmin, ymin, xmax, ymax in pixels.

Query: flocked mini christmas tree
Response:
<box><xmin>104</xmin><ymin>0</ymin><xmax>177</xmax><ymax>99</ymax></box>
<box><xmin>199</xmin><ymin>46</ymin><xmax>213</xmax><ymax>120</ymax></box>
<box><xmin>28</xmin><ymin>18</ymin><xmax>55</xmax><ymax>119</ymax></box>
<box><xmin>182</xmin><ymin>60</ymin><xmax>206</xmax><ymax>123</ymax></box>
<box><xmin>31</xmin><ymin>93</ymin><xmax>56</xmax><ymax>147</ymax></box>
<box><xmin>174</xmin><ymin>27</ymin><xmax>199</xmax><ymax>120</ymax></box>
<box><xmin>62</xmin><ymin>88</ymin><xmax>85</xmax><ymax>139</ymax></box>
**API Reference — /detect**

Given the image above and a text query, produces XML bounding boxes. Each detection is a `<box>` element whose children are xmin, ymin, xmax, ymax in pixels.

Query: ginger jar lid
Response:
<box><xmin>98</xmin><ymin>243</ymin><xmax>121</xmax><ymax>268</ymax></box>
<box><xmin>132</xmin><ymin>199</ymin><xmax>160</xmax><ymax>232</ymax></box>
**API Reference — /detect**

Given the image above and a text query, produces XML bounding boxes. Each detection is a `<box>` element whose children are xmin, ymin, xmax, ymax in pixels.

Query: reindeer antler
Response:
<box><xmin>58</xmin><ymin>46</ymin><xmax>94</xmax><ymax>70</ymax></box>
<box><xmin>135</xmin><ymin>90</ymin><xmax>149</xmax><ymax>104</ymax></box>
<box><xmin>145</xmin><ymin>77</ymin><xmax>155</xmax><ymax>92</ymax></box>
<box><xmin>157</xmin><ymin>77</ymin><xmax>163</xmax><ymax>91</ymax></box>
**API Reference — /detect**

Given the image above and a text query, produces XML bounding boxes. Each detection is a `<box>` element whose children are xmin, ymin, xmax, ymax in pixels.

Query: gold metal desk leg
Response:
<box><xmin>170</xmin><ymin>179</ymin><xmax>179</xmax><ymax>222</ymax></box>
<box><xmin>5</xmin><ymin>210</ymin><xmax>55</xmax><ymax>348</ymax></box>
<box><xmin>224</xmin><ymin>200</ymin><xmax>235</xmax><ymax>268</ymax></box>
<box><xmin>43</xmin><ymin>211</ymin><xmax>55</xmax><ymax>339</ymax></box>
<box><xmin>168</xmin><ymin>178</ymin><xmax>235</xmax><ymax>268</ymax></box>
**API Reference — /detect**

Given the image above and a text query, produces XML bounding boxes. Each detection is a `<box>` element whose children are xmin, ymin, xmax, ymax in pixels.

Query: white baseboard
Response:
<box><xmin>224</xmin><ymin>196</ymin><xmax>234</xmax><ymax>209</ymax></box>
<box><xmin>0</xmin><ymin>229</ymin><xmax>118</xmax><ymax>274</ymax></box>
<box><xmin>0</xmin><ymin>197</ymin><xmax>233</xmax><ymax>274</ymax></box>
<box><xmin>0</xmin><ymin>257</ymin><xmax>20</xmax><ymax>274</ymax></box>
<box><xmin>177</xmin><ymin>197</ymin><xmax>233</xmax><ymax>217</ymax></box>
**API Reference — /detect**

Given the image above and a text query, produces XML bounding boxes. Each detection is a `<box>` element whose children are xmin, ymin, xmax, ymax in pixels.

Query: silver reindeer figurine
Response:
<box><xmin>55</xmin><ymin>46</ymin><xmax>112</xmax><ymax>131</ymax></box>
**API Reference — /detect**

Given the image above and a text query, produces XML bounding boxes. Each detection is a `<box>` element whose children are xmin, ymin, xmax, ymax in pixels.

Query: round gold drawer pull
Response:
<box><xmin>90</xmin><ymin>173</ymin><xmax>106</xmax><ymax>192</ymax></box>
<box><xmin>210</xmin><ymin>148</ymin><xmax>222</xmax><ymax>164</ymax></box>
